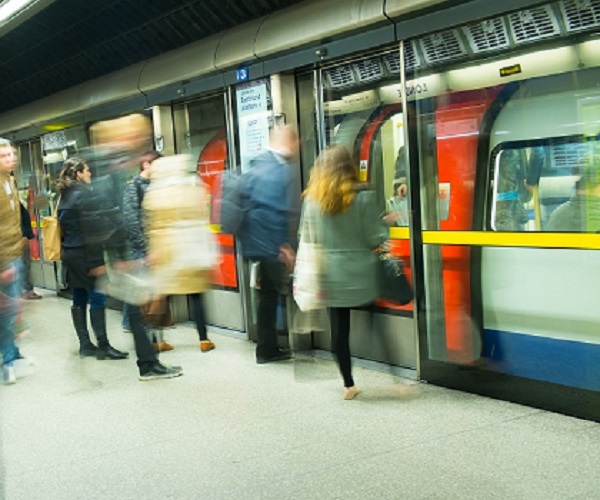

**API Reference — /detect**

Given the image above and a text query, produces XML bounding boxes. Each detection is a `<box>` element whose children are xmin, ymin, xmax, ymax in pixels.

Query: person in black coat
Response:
<box><xmin>57</xmin><ymin>157</ymin><xmax>128</xmax><ymax>360</ymax></box>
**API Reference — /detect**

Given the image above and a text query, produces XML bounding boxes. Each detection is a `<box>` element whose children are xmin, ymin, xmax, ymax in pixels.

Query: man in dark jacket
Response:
<box><xmin>120</xmin><ymin>150</ymin><xmax>160</xmax><ymax>332</ymax></box>
<box><xmin>239</xmin><ymin>125</ymin><xmax>299</xmax><ymax>364</ymax></box>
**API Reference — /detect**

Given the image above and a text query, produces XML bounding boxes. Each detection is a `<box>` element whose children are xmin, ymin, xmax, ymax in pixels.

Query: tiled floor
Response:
<box><xmin>1</xmin><ymin>293</ymin><xmax>599</xmax><ymax>499</ymax></box>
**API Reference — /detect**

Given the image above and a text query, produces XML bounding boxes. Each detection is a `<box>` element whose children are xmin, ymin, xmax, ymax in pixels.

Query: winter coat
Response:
<box><xmin>122</xmin><ymin>174</ymin><xmax>150</xmax><ymax>256</ymax></box>
<box><xmin>57</xmin><ymin>183</ymin><xmax>101</xmax><ymax>288</ymax></box>
<box><xmin>0</xmin><ymin>172</ymin><xmax>22</xmax><ymax>271</ymax></box>
<box><xmin>143</xmin><ymin>155</ymin><xmax>213</xmax><ymax>295</ymax></box>
<box><xmin>303</xmin><ymin>189</ymin><xmax>388</xmax><ymax>307</ymax></box>
<box><xmin>239</xmin><ymin>150</ymin><xmax>298</xmax><ymax>261</ymax></box>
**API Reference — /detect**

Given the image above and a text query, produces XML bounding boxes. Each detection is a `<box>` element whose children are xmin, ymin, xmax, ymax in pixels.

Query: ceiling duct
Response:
<box><xmin>551</xmin><ymin>137</ymin><xmax>594</xmax><ymax>171</ymax></box>
<box><xmin>559</xmin><ymin>0</ymin><xmax>600</xmax><ymax>32</ymax></box>
<box><xmin>507</xmin><ymin>5</ymin><xmax>561</xmax><ymax>44</ymax></box>
<box><xmin>325</xmin><ymin>65</ymin><xmax>356</xmax><ymax>89</ymax></box>
<box><xmin>462</xmin><ymin>17</ymin><xmax>511</xmax><ymax>53</ymax></box>
<box><xmin>419</xmin><ymin>29</ymin><xmax>468</xmax><ymax>65</ymax></box>
<box><xmin>382</xmin><ymin>51</ymin><xmax>401</xmax><ymax>74</ymax></box>
<box><xmin>353</xmin><ymin>57</ymin><xmax>385</xmax><ymax>83</ymax></box>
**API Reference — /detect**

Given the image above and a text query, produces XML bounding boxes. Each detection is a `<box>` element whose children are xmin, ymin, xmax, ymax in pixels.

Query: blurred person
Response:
<box><xmin>57</xmin><ymin>158</ymin><xmax>128</xmax><ymax>360</ymax></box>
<box><xmin>303</xmin><ymin>145</ymin><xmax>389</xmax><ymax>400</ymax></box>
<box><xmin>0</xmin><ymin>138</ymin><xmax>26</xmax><ymax>384</ymax></box>
<box><xmin>238</xmin><ymin>125</ymin><xmax>300</xmax><ymax>364</ymax></box>
<box><xmin>548</xmin><ymin>154</ymin><xmax>600</xmax><ymax>232</ymax></box>
<box><xmin>85</xmin><ymin>114</ymin><xmax>182</xmax><ymax>381</ymax></box>
<box><xmin>494</xmin><ymin>149</ymin><xmax>530</xmax><ymax>231</ymax></box>
<box><xmin>121</xmin><ymin>150</ymin><xmax>175</xmax><ymax>352</ymax></box>
<box><xmin>143</xmin><ymin>154</ymin><xmax>216</xmax><ymax>352</ymax></box>
<box><xmin>8</xmin><ymin>166</ymin><xmax>42</xmax><ymax>300</ymax></box>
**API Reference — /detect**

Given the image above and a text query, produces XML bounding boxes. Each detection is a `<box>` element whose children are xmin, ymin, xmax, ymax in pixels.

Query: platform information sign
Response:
<box><xmin>236</xmin><ymin>80</ymin><xmax>270</xmax><ymax>173</ymax></box>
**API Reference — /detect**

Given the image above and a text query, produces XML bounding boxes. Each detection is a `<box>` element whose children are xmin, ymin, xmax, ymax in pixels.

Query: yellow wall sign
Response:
<box><xmin>499</xmin><ymin>64</ymin><xmax>522</xmax><ymax>77</ymax></box>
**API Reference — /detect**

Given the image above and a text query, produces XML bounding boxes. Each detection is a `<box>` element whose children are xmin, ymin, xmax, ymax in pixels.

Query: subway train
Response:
<box><xmin>2</xmin><ymin>0</ymin><xmax>599</xmax><ymax>419</ymax></box>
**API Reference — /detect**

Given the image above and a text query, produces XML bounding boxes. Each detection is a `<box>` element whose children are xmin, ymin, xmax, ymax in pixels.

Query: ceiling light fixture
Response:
<box><xmin>0</xmin><ymin>0</ymin><xmax>37</xmax><ymax>24</ymax></box>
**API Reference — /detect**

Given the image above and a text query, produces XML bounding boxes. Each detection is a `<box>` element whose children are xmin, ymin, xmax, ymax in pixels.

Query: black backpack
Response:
<box><xmin>220</xmin><ymin>169</ymin><xmax>244</xmax><ymax>235</ymax></box>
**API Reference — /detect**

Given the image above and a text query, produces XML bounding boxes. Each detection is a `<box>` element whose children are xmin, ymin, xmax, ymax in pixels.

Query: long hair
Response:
<box><xmin>304</xmin><ymin>145</ymin><xmax>360</xmax><ymax>215</ymax></box>
<box><xmin>56</xmin><ymin>157</ymin><xmax>87</xmax><ymax>191</ymax></box>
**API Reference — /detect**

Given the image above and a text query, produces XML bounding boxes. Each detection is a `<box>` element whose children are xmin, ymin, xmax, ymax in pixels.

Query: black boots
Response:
<box><xmin>71</xmin><ymin>306</ymin><xmax>97</xmax><ymax>357</ymax></box>
<box><xmin>89</xmin><ymin>308</ymin><xmax>129</xmax><ymax>360</ymax></box>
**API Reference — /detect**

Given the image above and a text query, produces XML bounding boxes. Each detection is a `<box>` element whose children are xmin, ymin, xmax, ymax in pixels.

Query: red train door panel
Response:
<box><xmin>434</xmin><ymin>88</ymin><xmax>502</xmax><ymax>362</ymax></box>
<box><xmin>197</xmin><ymin>129</ymin><xmax>237</xmax><ymax>289</ymax></box>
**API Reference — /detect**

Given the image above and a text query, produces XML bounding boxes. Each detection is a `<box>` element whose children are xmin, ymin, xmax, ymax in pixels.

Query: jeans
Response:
<box><xmin>72</xmin><ymin>287</ymin><xmax>107</xmax><ymax>310</ymax></box>
<box><xmin>0</xmin><ymin>258</ymin><xmax>23</xmax><ymax>365</ymax></box>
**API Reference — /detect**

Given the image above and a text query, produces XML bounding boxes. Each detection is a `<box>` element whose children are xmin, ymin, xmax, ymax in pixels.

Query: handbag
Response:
<box><xmin>168</xmin><ymin>220</ymin><xmax>221</xmax><ymax>270</ymax></box>
<box><xmin>293</xmin><ymin>208</ymin><xmax>324</xmax><ymax>312</ymax></box>
<box><xmin>42</xmin><ymin>216</ymin><xmax>62</xmax><ymax>261</ymax></box>
<box><xmin>141</xmin><ymin>295</ymin><xmax>173</xmax><ymax>328</ymax></box>
<box><xmin>377</xmin><ymin>252</ymin><xmax>413</xmax><ymax>305</ymax></box>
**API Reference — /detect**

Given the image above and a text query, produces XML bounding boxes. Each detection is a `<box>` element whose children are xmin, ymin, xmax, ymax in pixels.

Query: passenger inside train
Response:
<box><xmin>548</xmin><ymin>153</ymin><xmax>600</xmax><ymax>232</ymax></box>
<box><xmin>384</xmin><ymin>147</ymin><xmax>409</xmax><ymax>227</ymax></box>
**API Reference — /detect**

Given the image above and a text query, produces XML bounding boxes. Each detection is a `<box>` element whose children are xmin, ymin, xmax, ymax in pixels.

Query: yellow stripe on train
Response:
<box><xmin>422</xmin><ymin>231</ymin><xmax>600</xmax><ymax>250</ymax></box>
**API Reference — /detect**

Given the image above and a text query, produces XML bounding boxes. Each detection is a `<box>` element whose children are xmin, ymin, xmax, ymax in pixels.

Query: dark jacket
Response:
<box><xmin>122</xmin><ymin>174</ymin><xmax>150</xmax><ymax>256</ymax></box>
<box><xmin>58</xmin><ymin>183</ymin><xmax>91</xmax><ymax>249</ymax></box>
<box><xmin>239</xmin><ymin>150</ymin><xmax>298</xmax><ymax>261</ymax></box>
<box><xmin>58</xmin><ymin>182</ymin><xmax>105</xmax><ymax>285</ymax></box>
<box><xmin>20</xmin><ymin>202</ymin><xmax>34</xmax><ymax>240</ymax></box>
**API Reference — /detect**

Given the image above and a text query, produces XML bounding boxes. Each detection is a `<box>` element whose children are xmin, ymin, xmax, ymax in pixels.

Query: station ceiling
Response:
<box><xmin>0</xmin><ymin>0</ymin><xmax>306</xmax><ymax>115</ymax></box>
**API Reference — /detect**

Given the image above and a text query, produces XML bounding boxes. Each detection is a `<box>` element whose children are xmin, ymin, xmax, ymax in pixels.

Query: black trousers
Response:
<box><xmin>330</xmin><ymin>307</ymin><xmax>354</xmax><ymax>388</ymax></box>
<box><xmin>127</xmin><ymin>304</ymin><xmax>157</xmax><ymax>371</ymax></box>
<box><xmin>255</xmin><ymin>259</ymin><xmax>283</xmax><ymax>360</ymax></box>
<box><xmin>190</xmin><ymin>293</ymin><xmax>207</xmax><ymax>341</ymax></box>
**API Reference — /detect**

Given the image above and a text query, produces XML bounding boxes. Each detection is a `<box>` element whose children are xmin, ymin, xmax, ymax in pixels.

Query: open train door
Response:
<box><xmin>196</xmin><ymin>128</ymin><xmax>245</xmax><ymax>331</ymax></box>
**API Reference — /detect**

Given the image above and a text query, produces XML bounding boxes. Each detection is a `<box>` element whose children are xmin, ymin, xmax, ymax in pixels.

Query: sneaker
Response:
<box><xmin>3</xmin><ymin>363</ymin><xmax>16</xmax><ymax>384</ymax></box>
<box><xmin>139</xmin><ymin>362</ymin><xmax>183</xmax><ymax>381</ymax></box>
<box><xmin>13</xmin><ymin>357</ymin><xmax>36</xmax><ymax>378</ymax></box>
<box><xmin>22</xmin><ymin>290</ymin><xmax>42</xmax><ymax>300</ymax></box>
<box><xmin>256</xmin><ymin>349</ymin><xmax>293</xmax><ymax>365</ymax></box>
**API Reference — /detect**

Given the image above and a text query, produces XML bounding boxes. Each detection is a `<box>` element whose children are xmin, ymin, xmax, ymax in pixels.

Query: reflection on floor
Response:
<box><xmin>1</xmin><ymin>293</ymin><xmax>600</xmax><ymax>499</ymax></box>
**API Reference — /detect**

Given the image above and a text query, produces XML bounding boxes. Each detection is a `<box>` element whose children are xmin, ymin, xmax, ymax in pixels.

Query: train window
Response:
<box><xmin>322</xmin><ymin>51</ymin><xmax>405</xmax><ymax>218</ymax></box>
<box><xmin>490</xmin><ymin>139</ymin><xmax>600</xmax><ymax>232</ymax></box>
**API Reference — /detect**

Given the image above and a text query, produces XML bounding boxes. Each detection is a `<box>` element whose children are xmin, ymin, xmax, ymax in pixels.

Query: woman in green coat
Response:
<box><xmin>303</xmin><ymin>145</ymin><xmax>389</xmax><ymax>400</ymax></box>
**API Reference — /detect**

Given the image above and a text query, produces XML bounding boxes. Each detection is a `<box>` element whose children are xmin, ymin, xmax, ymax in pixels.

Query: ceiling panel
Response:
<box><xmin>0</xmin><ymin>0</ymin><xmax>306</xmax><ymax>115</ymax></box>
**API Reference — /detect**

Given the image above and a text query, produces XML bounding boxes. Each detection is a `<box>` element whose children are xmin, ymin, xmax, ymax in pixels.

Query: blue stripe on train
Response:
<box><xmin>482</xmin><ymin>329</ymin><xmax>600</xmax><ymax>392</ymax></box>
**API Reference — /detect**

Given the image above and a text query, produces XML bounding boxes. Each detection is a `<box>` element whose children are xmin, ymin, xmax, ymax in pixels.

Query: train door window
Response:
<box><xmin>491</xmin><ymin>139</ymin><xmax>600</xmax><ymax>232</ymax></box>
<box><xmin>322</xmin><ymin>52</ymin><xmax>405</xmax><ymax>219</ymax></box>
<box><xmin>172</xmin><ymin>95</ymin><xmax>236</xmax><ymax>289</ymax></box>
<box><xmin>296</xmin><ymin>71</ymin><xmax>317</xmax><ymax>189</ymax></box>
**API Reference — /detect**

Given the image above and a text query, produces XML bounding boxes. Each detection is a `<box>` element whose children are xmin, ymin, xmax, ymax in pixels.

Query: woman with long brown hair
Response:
<box><xmin>303</xmin><ymin>145</ymin><xmax>388</xmax><ymax>400</ymax></box>
<box><xmin>57</xmin><ymin>157</ymin><xmax>128</xmax><ymax>360</ymax></box>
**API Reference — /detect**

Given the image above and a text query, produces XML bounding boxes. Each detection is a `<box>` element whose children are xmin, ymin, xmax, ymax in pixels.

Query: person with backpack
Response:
<box><xmin>237</xmin><ymin>125</ymin><xmax>300</xmax><ymax>364</ymax></box>
<box><xmin>121</xmin><ymin>150</ymin><xmax>176</xmax><ymax>352</ymax></box>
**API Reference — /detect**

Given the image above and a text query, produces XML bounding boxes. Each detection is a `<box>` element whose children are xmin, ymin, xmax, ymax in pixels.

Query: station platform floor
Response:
<box><xmin>1</xmin><ymin>291</ymin><xmax>600</xmax><ymax>500</ymax></box>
